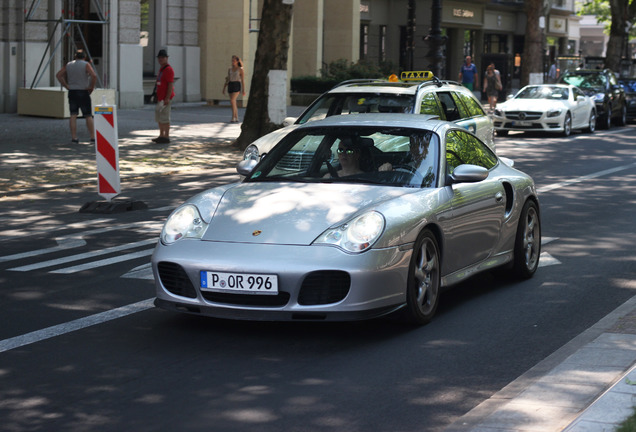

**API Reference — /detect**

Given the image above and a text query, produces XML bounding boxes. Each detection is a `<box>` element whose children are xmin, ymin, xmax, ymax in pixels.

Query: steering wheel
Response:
<box><xmin>326</xmin><ymin>161</ymin><xmax>339</xmax><ymax>178</ymax></box>
<box><xmin>392</xmin><ymin>164</ymin><xmax>418</xmax><ymax>175</ymax></box>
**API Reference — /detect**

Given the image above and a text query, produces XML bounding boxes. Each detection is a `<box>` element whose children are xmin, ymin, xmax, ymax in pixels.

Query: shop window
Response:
<box><xmin>380</xmin><ymin>25</ymin><xmax>387</xmax><ymax>62</ymax></box>
<box><xmin>360</xmin><ymin>23</ymin><xmax>369</xmax><ymax>60</ymax></box>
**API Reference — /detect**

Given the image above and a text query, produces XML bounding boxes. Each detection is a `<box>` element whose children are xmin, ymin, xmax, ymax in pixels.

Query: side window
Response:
<box><xmin>437</xmin><ymin>92</ymin><xmax>460</xmax><ymax>121</ymax></box>
<box><xmin>445</xmin><ymin>130</ymin><xmax>498</xmax><ymax>175</ymax></box>
<box><xmin>451</xmin><ymin>92</ymin><xmax>470</xmax><ymax>119</ymax></box>
<box><xmin>573</xmin><ymin>88</ymin><xmax>583</xmax><ymax>99</ymax></box>
<box><xmin>454</xmin><ymin>92</ymin><xmax>485</xmax><ymax>117</ymax></box>
<box><xmin>420</xmin><ymin>92</ymin><xmax>441</xmax><ymax>116</ymax></box>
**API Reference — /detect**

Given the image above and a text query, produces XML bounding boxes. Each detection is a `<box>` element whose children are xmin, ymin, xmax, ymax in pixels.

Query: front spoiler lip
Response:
<box><xmin>154</xmin><ymin>298</ymin><xmax>404</xmax><ymax>322</ymax></box>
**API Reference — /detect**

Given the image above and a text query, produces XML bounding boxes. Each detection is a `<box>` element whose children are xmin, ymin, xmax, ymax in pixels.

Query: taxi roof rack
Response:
<box><xmin>332</xmin><ymin>78</ymin><xmax>388</xmax><ymax>89</ymax></box>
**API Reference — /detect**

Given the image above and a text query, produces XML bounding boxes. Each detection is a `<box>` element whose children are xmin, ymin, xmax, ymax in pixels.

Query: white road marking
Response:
<box><xmin>50</xmin><ymin>249</ymin><xmax>155</xmax><ymax>274</ymax></box>
<box><xmin>122</xmin><ymin>262</ymin><xmax>154</xmax><ymax>280</ymax></box>
<box><xmin>0</xmin><ymin>298</ymin><xmax>155</xmax><ymax>353</ymax></box>
<box><xmin>539</xmin><ymin>237</ymin><xmax>561</xmax><ymax>267</ymax></box>
<box><xmin>9</xmin><ymin>238</ymin><xmax>157</xmax><ymax>272</ymax></box>
<box><xmin>537</xmin><ymin>162</ymin><xmax>636</xmax><ymax>193</ymax></box>
<box><xmin>0</xmin><ymin>221</ymin><xmax>162</xmax><ymax>263</ymax></box>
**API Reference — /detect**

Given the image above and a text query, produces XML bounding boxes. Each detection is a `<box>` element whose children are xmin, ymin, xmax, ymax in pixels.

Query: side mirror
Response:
<box><xmin>447</xmin><ymin>164</ymin><xmax>489</xmax><ymax>185</ymax></box>
<box><xmin>237</xmin><ymin>158</ymin><xmax>258</xmax><ymax>176</ymax></box>
<box><xmin>283</xmin><ymin>117</ymin><xmax>297</xmax><ymax>127</ymax></box>
<box><xmin>576</xmin><ymin>95</ymin><xmax>585</xmax><ymax>102</ymax></box>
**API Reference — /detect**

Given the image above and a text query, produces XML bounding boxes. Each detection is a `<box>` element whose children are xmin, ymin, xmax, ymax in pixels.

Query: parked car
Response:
<box><xmin>558</xmin><ymin>69</ymin><xmax>626</xmax><ymax>129</ymax></box>
<box><xmin>617</xmin><ymin>77</ymin><xmax>636</xmax><ymax>120</ymax></box>
<box><xmin>243</xmin><ymin>71</ymin><xmax>495</xmax><ymax>163</ymax></box>
<box><xmin>153</xmin><ymin>114</ymin><xmax>541</xmax><ymax>325</ymax></box>
<box><xmin>492</xmin><ymin>84</ymin><xmax>596</xmax><ymax>137</ymax></box>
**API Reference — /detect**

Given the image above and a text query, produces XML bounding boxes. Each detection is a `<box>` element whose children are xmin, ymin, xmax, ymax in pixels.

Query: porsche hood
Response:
<box><xmin>196</xmin><ymin>182</ymin><xmax>413</xmax><ymax>245</ymax></box>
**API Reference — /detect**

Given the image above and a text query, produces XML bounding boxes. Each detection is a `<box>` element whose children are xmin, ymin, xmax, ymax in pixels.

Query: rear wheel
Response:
<box><xmin>617</xmin><ymin>104</ymin><xmax>627</xmax><ymax>126</ymax></box>
<box><xmin>403</xmin><ymin>230</ymin><xmax>441</xmax><ymax>325</ymax></box>
<box><xmin>512</xmin><ymin>200</ymin><xmax>541</xmax><ymax>279</ymax></box>
<box><xmin>562</xmin><ymin>113</ymin><xmax>572</xmax><ymax>137</ymax></box>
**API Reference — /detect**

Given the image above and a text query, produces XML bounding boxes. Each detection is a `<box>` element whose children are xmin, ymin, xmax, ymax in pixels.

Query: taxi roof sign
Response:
<box><xmin>400</xmin><ymin>71</ymin><xmax>434</xmax><ymax>81</ymax></box>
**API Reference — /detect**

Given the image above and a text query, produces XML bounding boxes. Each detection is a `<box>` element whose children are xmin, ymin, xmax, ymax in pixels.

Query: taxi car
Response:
<box><xmin>153</xmin><ymin>114</ymin><xmax>540</xmax><ymax>325</ymax></box>
<box><xmin>493</xmin><ymin>84</ymin><xmax>597</xmax><ymax>137</ymax></box>
<box><xmin>243</xmin><ymin>71</ymin><xmax>495</xmax><ymax>162</ymax></box>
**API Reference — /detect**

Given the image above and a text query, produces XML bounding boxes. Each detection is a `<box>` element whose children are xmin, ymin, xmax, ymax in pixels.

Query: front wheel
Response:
<box><xmin>511</xmin><ymin>200</ymin><xmax>541</xmax><ymax>279</ymax></box>
<box><xmin>562</xmin><ymin>113</ymin><xmax>572</xmax><ymax>137</ymax></box>
<box><xmin>601</xmin><ymin>106</ymin><xmax>612</xmax><ymax>129</ymax></box>
<box><xmin>586</xmin><ymin>110</ymin><xmax>596</xmax><ymax>133</ymax></box>
<box><xmin>403</xmin><ymin>230</ymin><xmax>441</xmax><ymax>325</ymax></box>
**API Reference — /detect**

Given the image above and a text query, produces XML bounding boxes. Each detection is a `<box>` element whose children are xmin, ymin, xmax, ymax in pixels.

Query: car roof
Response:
<box><xmin>325</xmin><ymin>76</ymin><xmax>468</xmax><ymax>96</ymax></box>
<box><xmin>562</xmin><ymin>69</ymin><xmax>612</xmax><ymax>75</ymax></box>
<box><xmin>523</xmin><ymin>84</ymin><xmax>573</xmax><ymax>88</ymax></box>
<box><xmin>293</xmin><ymin>113</ymin><xmax>450</xmax><ymax>132</ymax></box>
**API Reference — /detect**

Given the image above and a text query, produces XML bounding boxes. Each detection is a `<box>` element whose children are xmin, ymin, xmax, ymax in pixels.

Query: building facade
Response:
<box><xmin>0</xmin><ymin>0</ymin><xmax>582</xmax><ymax>115</ymax></box>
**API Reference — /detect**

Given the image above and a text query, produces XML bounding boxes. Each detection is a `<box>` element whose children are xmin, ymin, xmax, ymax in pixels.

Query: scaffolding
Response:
<box><xmin>24</xmin><ymin>0</ymin><xmax>110</xmax><ymax>89</ymax></box>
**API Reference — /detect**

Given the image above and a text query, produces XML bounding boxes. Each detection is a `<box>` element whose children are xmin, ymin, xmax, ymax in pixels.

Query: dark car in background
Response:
<box><xmin>559</xmin><ymin>69</ymin><xmax>626</xmax><ymax>129</ymax></box>
<box><xmin>618</xmin><ymin>77</ymin><xmax>636</xmax><ymax>120</ymax></box>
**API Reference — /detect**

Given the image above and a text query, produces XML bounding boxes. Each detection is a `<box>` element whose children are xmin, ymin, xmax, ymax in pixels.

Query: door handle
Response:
<box><xmin>495</xmin><ymin>192</ymin><xmax>504</xmax><ymax>202</ymax></box>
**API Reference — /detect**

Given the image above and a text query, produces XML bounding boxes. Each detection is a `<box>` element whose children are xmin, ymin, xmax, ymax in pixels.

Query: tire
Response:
<box><xmin>511</xmin><ymin>200</ymin><xmax>541</xmax><ymax>279</ymax></box>
<box><xmin>586</xmin><ymin>110</ymin><xmax>596</xmax><ymax>133</ymax></box>
<box><xmin>617</xmin><ymin>104</ymin><xmax>627</xmax><ymax>126</ymax></box>
<box><xmin>601</xmin><ymin>106</ymin><xmax>612</xmax><ymax>129</ymax></box>
<box><xmin>497</xmin><ymin>130</ymin><xmax>509</xmax><ymax>137</ymax></box>
<box><xmin>403</xmin><ymin>230</ymin><xmax>441</xmax><ymax>325</ymax></box>
<box><xmin>562</xmin><ymin>112</ymin><xmax>572</xmax><ymax>137</ymax></box>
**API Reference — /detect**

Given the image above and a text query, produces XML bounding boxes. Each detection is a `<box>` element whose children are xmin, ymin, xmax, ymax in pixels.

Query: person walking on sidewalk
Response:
<box><xmin>222</xmin><ymin>55</ymin><xmax>246</xmax><ymax>123</ymax></box>
<box><xmin>152</xmin><ymin>49</ymin><xmax>175</xmax><ymax>144</ymax></box>
<box><xmin>56</xmin><ymin>49</ymin><xmax>97</xmax><ymax>144</ymax></box>
<box><xmin>483</xmin><ymin>63</ymin><xmax>503</xmax><ymax>112</ymax></box>
<box><xmin>459</xmin><ymin>55</ymin><xmax>479</xmax><ymax>92</ymax></box>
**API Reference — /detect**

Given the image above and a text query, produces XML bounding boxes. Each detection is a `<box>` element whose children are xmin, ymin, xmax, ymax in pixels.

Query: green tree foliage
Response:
<box><xmin>579</xmin><ymin>0</ymin><xmax>636</xmax><ymax>71</ymax></box>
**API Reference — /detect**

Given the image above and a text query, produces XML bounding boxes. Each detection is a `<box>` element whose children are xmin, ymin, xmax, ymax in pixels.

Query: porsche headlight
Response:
<box><xmin>161</xmin><ymin>204</ymin><xmax>209</xmax><ymax>245</ymax></box>
<box><xmin>243</xmin><ymin>144</ymin><xmax>260</xmax><ymax>161</ymax></box>
<box><xmin>547</xmin><ymin>109</ymin><xmax>562</xmax><ymax>118</ymax></box>
<box><xmin>313</xmin><ymin>211</ymin><xmax>385</xmax><ymax>253</ymax></box>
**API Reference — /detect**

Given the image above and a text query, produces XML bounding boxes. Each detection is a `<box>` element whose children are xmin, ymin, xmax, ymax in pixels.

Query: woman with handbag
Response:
<box><xmin>483</xmin><ymin>63</ymin><xmax>503</xmax><ymax>112</ymax></box>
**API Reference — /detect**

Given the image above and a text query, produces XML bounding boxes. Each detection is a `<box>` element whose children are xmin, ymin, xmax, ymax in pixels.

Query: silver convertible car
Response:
<box><xmin>152</xmin><ymin>115</ymin><xmax>541</xmax><ymax>325</ymax></box>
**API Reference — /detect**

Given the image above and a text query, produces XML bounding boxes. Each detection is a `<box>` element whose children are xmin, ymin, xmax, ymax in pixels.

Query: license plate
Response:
<box><xmin>200</xmin><ymin>271</ymin><xmax>278</xmax><ymax>295</ymax></box>
<box><xmin>513</xmin><ymin>121</ymin><xmax>532</xmax><ymax>126</ymax></box>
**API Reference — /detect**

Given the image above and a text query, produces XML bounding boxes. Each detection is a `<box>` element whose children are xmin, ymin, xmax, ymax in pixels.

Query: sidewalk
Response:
<box><xmin>1</xmin><ymin>102</ymin><xmax>636</xmax><ymax>431</ymax></box>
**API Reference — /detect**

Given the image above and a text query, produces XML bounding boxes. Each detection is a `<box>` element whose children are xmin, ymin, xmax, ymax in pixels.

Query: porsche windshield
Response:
<box><xmin>245</xmin><ymin>126</ymin><xmax>439</xmax><ymax>188</ymax></box>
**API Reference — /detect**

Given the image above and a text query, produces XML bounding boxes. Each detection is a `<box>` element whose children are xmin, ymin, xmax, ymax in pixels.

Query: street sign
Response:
<box><xmin>93</xmin><ymin>103</ymin><xmax>120</xmax><ymax>201</ymax></box>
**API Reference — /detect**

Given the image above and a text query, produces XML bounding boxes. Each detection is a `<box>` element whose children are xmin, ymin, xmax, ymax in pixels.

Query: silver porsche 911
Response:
<box><xmin>152</xmin><ymin>114</ymin><xmax>541</xmax><ymax>325</ymax></box>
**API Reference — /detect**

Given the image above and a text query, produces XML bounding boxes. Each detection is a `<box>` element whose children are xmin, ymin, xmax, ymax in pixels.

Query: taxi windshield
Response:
<box><xmin>297</xmin><ymin>93</ymin><xmax>416</xmax><ymax>124</ymax></box>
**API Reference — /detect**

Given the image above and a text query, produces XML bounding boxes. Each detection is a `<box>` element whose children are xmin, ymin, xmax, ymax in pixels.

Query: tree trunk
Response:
<box><xmin>234</xmin><ymin>0</ymin><xmax>293</xmax><ymax>150</ymax></box>
<box><xmin>604</xmin><ymin>0</ymin><xmax>636</xmax><ymax>72</ymax></box>
<box><xmin>521</xmin><ymin>0</ymin><xmax>546</xmax><ymax>87</ymax></box>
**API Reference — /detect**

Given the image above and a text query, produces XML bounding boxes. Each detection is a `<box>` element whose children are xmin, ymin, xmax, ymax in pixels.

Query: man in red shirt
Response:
<box><xmin>153</xmin><ymin>49</ymin><xmax>175</xmax><ymax>144</ymax></box>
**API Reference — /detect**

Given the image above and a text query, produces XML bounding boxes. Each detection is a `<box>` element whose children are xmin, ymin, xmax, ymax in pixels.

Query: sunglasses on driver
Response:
<box><xmin>337</xmin><ymin>147</ymin><xmax>356</xmax><ymax>155</ymax></box>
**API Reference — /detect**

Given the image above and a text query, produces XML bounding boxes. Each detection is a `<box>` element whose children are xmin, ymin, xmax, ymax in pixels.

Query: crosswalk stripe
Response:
<box><xmin>50</xmin><ymin>249</ymin><xmax>155</xmax><ymax>274</ymax></box>
<box><xmin>9</xmin><ymin>238</ymin><xmax>157</xmax><ymax>272</ymax></box>
<box><xmin>0</xmin><ymin>298</ymin><xmax>155</xmax><ymax>353</ymax></box>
